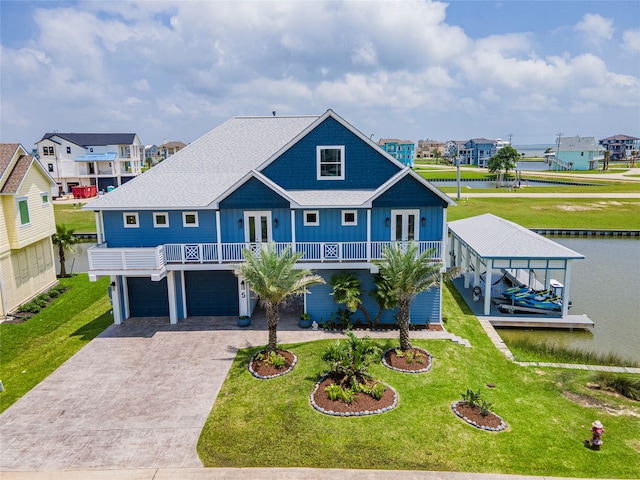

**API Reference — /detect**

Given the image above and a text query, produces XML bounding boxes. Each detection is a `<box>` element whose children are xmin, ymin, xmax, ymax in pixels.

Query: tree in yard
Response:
<box><xmin>488</xmin><ymin>146</ymin><xmax>519</xmax><ymax>174</ymax></box>
<box><xmin>374</xmin><ymin>242</ymin><xmax>445</xmax><ymax>351</ymax></box>
<box><xmin>52</xmin><ymin>224</ymin><xmax>78</xmax><ymax>278</ymax></box>
<box><xmin>234</xmin><ymin>244</ymin><xmax>324</xmax><ymax>352</ymax></box>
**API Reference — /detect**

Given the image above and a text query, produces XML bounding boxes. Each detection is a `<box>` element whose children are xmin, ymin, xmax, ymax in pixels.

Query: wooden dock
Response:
<box><xmin>487</xmin><ymin>314</ymin><xmax>594</xmax><ymax>330</ymax></box>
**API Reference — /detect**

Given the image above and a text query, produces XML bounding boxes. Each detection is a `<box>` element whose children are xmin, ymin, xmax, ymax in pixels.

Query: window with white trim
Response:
<box><xmin>341</xmin><ymin>210</ymin><xmax>357</xmax><ymax>226</ymax></box>
<box><xmin>182</xmin><ymin>211</ymin><xmax>199</xmax><ymax>227</ymax></box>
<box><xmin>41</xmin><ymin>192</ymin><xmax>50</xmax><ymax>205</ymax></box>
<box><xmin>303</xmin><ymin>210</ymin><xmax>319</xmax><ymax>226</ymax></box>
<box><xmin>153</xmin><ymin>212</ymin><xmax>169</xmax><ymax>228</ymax></box>
<box><xmin>123</xmin><ymin>212</ymin><xmax>139</xmax><ymax>228</ymax></box>
<box><xmin>317</xmin><ymin>146</ymin><xmax>344</xmax><ymax>180</ymax></box>
<box><xmin>17</xmin><ymin>197</ymin><xmax>30</xmax><ymax>226</ymax></box>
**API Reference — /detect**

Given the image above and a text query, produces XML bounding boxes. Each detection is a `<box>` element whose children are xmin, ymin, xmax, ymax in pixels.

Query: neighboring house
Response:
<box><xmin>85</xmin><ymin>110</ymin><xmax>454</xmax><ymax>326</ymax></box>
<box><xmin>416</xmin><ymin>140</ymin><xmax>445</xmax><ymax>159</ymax></box>
<box><xmin>556</xmin><ymin>136</ymin><xmax>603</xmax><ymax>170</ymax></box>
<box><xmin>149</xmin><ymin>141</ymin><xmax>187</xmax><ymax>165</ymax></box>
<box><xmin>377</xmin><ymin>139</ymin><xmax>415</xmax><ymax>167</ymax></box>
<box><xmin>598</xmin><ymin>135</ymin><xmax>640</xmax><ymax>161</ymax></box>
<box><xmin>447</xmin><ymin>139</ymin><xmax>498</xmax><ymax>167</ymax></box>
<box><xmin>0</xmin><ymin>144</ymin><xmax>57</xmax><ymax>316</ymax></box>
<box><xmin>35</xmin><ymin>133</ymin><xmax>143</xmax><ymax>195</ymax></box>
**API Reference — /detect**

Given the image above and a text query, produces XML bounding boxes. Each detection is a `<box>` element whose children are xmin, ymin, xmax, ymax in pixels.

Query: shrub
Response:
<box><xmin>255</xmin><ymin>350</ymin><xmax>287</xmax><ymax>370</ymax></box>
<box><xmin>321</xmin><ymin>331</ymin><xmax>381</xmax><ymax>388</ymax></box>
<box><xmin>592</xmin><ymin>372</ymin><xmax>640</xmax><ymax>401</ymax></box>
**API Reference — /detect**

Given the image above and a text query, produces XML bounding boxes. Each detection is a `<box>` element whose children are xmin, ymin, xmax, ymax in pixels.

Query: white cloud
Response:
<box><xmin>622</xmin><ymin>29</ymin><xmax>640</xmax><ymax>53</ymax></box>
<box><xmin>574</xmin><ymin>13</ymin><xmax>614</xmax><ymax>47</ymax></box>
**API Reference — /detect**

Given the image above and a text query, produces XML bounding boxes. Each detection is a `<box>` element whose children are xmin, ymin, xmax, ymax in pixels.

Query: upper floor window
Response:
<box><xmin>183</xmin><ymin>212</ymin><xmax>199</xmax><ymax>227</ymax></box>
<box><xmin>43</xmin><ymin>146</ymin><xmax>54</xmax><ymax>156</ymax></box>
<box><xmin>123</xmin><ymin>212</ymin><xmax>139</xmax><ymax>228</ymax></box>
<box><xmin>41</xmin><ymin>192</ymin><xmax>50</xmax><ymax>205</ymax></box>
<box><xmin>317</xmin><ymin>146</ymin><xmax>344</xmax><ymax>180</ymax></box>
<box><xmin>47</xmin><ymin>163</ymin><xmax>54</xmax><ymax>172</ymax></box>
<box><xmin>342</xmin><ymin>210</ymin><xmax>357</xmax><ymax>226</ymax></box>
<box><xmin>153</xmin><ymin>212</ymin><xmax>169</xmax><ymax>228</ymax></box>
<box><xmin>66</xmin><ymin>146</ymin><xmax>71</xmax><ymax>154</ymax></box>
<box><xmin>17</xmin><ymin>197</ymin><xmax>30</xmax><ymax>226</ymax></box>
<box><xmin>120</xmin><ymin>145</ymin><xmax>131</xmax><ymax>158</ymax></box>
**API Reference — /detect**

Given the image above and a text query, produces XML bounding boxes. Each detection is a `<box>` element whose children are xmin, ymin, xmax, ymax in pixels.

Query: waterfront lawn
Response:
<box><xmin>197</xmin><ymin>283</ymin><xmax>640</xmax><ymax>478</ymax></box>
<box><xmin>447</xmin><ymin>197</ymin><xmax>640</xmax><ymax>229</ymax></box>
<box><xmin>0</xmin><ymin>275</ymin><xmax>112</xmax><ymax>413</ymax></box>
<box><xmin>53</xmin><ymin>203</ymin><xmax>96</xmax><ymax>233</ymax></box>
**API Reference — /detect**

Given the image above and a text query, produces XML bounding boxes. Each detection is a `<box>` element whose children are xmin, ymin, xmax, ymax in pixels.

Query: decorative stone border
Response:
<box><xmin>248</xmin><ymin>351</ymin><xmax>298</xmax><ymax>379</ymax></box>
<box><xmin>451</xmin><ymin>401</ymin><xmax>507</xmax><ymax>432</ymax></box>
<box><xmin>381</xmin><ymin>347</ymin><xmax>433</xmax><ymax>374</ymax></box>
<box><xmin>310</xmin><ymin>375</ymin><xmax>398</xmax><ymax>417</ymax></box>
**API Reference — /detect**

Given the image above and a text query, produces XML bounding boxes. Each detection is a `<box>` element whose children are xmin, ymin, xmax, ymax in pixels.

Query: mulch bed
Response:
<box><xmin>326</xmin><ymin>322</ymin><xmax>444</xmax><ymax>331</ymax></box>
<box><xmin>311</xmin><ymin>374</ymin><xmax>397</xmax><ymax>416</ymax></box>
<box><xmin>249</xmin><ymin>349</ymin><xmax>297</xmax><ymax>379</ymax></box>
<box><xmin>382</xmin><ymin>347</ymin><xmax>432</xmax><ymax>373</ymax></box>
<box><xmin>451</xmin><ymin>401</ymin><xmax>507</xmax><ymax>432</ymax></box>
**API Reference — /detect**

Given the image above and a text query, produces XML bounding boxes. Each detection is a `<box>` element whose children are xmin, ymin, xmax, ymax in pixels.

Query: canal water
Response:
<box><xmin>497</xmin><ymin>237</ymin><xmax>640</xmax><ymax>363</ymax></box>
<box><xmin>57</xmin><ymin>238</ymin><xmax>638</xmax><ymax>362</ymax></box>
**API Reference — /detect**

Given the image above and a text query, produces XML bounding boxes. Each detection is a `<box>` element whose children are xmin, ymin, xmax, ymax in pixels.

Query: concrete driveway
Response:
<box><xmin>0</xmin><ymin>311</ymin><xmax>456</xmax><ymax>471</ymax></box>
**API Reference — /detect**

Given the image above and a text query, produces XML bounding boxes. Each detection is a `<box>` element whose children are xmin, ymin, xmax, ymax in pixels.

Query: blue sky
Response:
<box><xmin>1</xmin><ymin>1</ymin><xmax>638</xmax><ymax>149</ymax></box>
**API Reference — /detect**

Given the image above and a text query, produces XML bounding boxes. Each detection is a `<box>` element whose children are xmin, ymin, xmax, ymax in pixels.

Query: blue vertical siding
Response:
<box><xmin>295</xmin><ymin>209</ymin><xmax>366</xmax><ymax>242</ymax></box>
<box><xmin>261</xmin><ymin>117</ymin><xmax>401</xmax><ymax>189</ymax></box>
<box><xmin>103</xmin><ymin>210</ymin><xmax>217</xmax><ymax>247</ymax></box>
<box><xmin>219</xmin><ymin>208</ymin><xmax>291</xmax><ymax>243</ymax></box>
<box><xmin>305</xmin><ymin>269</ymin><xmax>441</xmax><ymax>325</ymax></box>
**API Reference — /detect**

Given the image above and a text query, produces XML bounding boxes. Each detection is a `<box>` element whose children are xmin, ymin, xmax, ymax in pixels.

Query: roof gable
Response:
<box><xmin>372</xmin><ymin>169</ymin><xmax>453</xmax><ymax>208</ymax></box>
<box><xmin>39</xmin><ymin>133</ymin><xmax>138</xmax><ymax>147</ymax></box>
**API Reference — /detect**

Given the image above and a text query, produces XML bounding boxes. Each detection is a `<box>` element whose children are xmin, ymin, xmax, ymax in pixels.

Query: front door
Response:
<box><xmin>244</xmin><ymin>211</ymin><xmax>272</xmax><ymax>251</ymax></box>
<box><xmin>390</xmin><ymin>209</ymin><xmax>420</xmax><ymax>242</ymax></box>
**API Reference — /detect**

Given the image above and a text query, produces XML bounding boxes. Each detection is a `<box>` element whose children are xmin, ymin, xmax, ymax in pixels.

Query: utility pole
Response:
<box><xmin>555</xmin><ymin>132</ymin><xmax>563</xmax><ymax>172</ymax></box>
<box><xmin>508</xmin><ymin>133</ymin><xmax>513</xmax><ymax>145</ymax></box>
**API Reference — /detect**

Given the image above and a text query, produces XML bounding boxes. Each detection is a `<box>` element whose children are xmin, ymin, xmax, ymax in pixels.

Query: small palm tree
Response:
<box><xmin>234</xmin><ymin>244</ymin><xmax>324</xmax><ymax>352</ymax></box>
<box><xmin>374</xmin><ymin>242</ymin><xmax>444</xmax><ymax>351</ymax></box>
<box><xmin>52</xmin><ymin>224</ymin><xmax>78</xmax><ymax>278</ymax></box>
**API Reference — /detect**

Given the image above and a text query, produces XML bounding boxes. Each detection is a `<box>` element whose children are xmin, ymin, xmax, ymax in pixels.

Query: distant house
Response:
<box><xmin>598</xmin><ymin>135</ymin><xmax>640</xmax><ymax>161</ymax></box>
<box><xmin>377</xmin><ymin>139</ymin><xmax>415</xmax><ymax>167</ymax></box>
<box><xmin>149</xmin><ymin>141</ymin><xmax>187</xmax><ymax>165</ymax></box>
<box><xmin>466</xmin><ymin>138</ymin><xmax>497</xmax><ymax>168</ymax></box>
<box><xmin>557</xmin><ymin>136</ymin><xmax>602</xmax><ymax>170</ymax></box>
<box><xmin>416</xmin><ymin>140</ymin><xmax>445</xmax><ymax>159</ymax></box>
<box><xmin>35</xmin><ymin>133</ymin><xmax>143</xmax><ymax>195</ymax></box>
<box><xmin>0</xmin><ymin>144</ymin><xmax>57</xmax><ymax>315</ymax></box>
<box><xmin>85</xmin><ymin>110</ymin><xmax>454</xmax><ymax>326</ymax></box>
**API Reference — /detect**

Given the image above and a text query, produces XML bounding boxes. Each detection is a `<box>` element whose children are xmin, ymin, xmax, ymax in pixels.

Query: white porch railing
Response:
<box><xmin>88</xmin><ymin>244</ymin><xmax>165</xmax><ymax>271</ymax></box>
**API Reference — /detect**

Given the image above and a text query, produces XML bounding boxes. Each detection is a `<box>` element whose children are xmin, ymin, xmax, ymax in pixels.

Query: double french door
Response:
<box><xmin>390</xmin><ymin>209</ymin><xmax>420</xmax><ymax>242</ymax></box>
<box><xmin>244</xmin><ymin>211</ymin><xmax>272</xmax><ymax>249</ymax></box>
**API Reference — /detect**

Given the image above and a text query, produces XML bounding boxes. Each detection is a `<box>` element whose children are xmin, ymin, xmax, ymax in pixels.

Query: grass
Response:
<box><xmin>197</xmin><ymin>282</ymin><xmax>640</xmax><ymax>477</ymax></box>
<box><xmin>0</xmin><ymin>274</ymin><xmax>112</xmax><ymax>413</ymax></box>
<box><xmin>591</xmin><ymin>372</ymin><xmax>640</xmax><ymax>401</ymax></box>
<box><xmin>53</xmin><ymin>203</ymin><xmax>96</xmax><ymax>232</ymax></box>
<box><xmin>505</xmin><ymin>337</ymin><xmax>639</xmax><ymax>367</ymax></box>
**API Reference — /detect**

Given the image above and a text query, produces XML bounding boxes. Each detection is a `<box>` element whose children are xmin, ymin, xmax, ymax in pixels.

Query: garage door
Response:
<box><xmin>185</xmin><ymin>270</ymin><xmax>239</xmax><ymax>316</ymax></box>
<box><xmin>127</xmin><ymin>277</ymin><xmax>169</xmax><ymax>317</ymax></box>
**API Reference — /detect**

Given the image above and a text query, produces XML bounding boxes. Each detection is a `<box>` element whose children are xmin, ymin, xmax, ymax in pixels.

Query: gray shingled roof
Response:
<box><xmin>448</xmin><ymin>214</ymin><xmax>584</xmax><ymax>260</ymax></box>
<box><xmin>86</xmin><ymin>115</ymin><xmax>319</xmax><ymax>210</ymax></box>
<box><xmin>287</xmin><ymin>189</ymin><xmax>377</xmax><ymax>207</ymax></box>
<box><xmin>39</xmin><ymin>133</ymin><xmax>137</xmax><ymax>147</ymax></box>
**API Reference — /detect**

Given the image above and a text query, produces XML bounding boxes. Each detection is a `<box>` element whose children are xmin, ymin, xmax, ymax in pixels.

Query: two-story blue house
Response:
<box><xmin>85</xmin><ymin>110</ymin><xmax>454</xmax><ymax>326</ymax></box>
<box><xmin>376</xmin><ymin>138</ymin><xmax>416</xmax><ymax>168</ymax></box>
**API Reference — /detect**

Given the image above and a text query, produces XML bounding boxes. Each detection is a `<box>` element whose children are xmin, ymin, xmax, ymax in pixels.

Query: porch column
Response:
<box><xmin>181</xmin><ymin>270</ymin><xmax>187</xmax><ymax>319</ymax></box>
<box><xmin>455</xmin><ymin>236</ymin><xmax>462</xmax><ymax>269</ymax></box>
<box><xmin>441</xmin><ymin>212</ymin><xmax>447</xmax><ymax>263</ymax></box>
<box><xmin>463</xmin><ymin>245</ymin><xmax>471</xmax><ymax>288</ymax></box>
<box><xmin>111</xmin><ymin>275</ymin><xmax>122</xmax><ymax>324</ymax></box>
<box><xmin>366</xmin><ymin>209</ymin><xmax>371</xmax><ymax>262</ymax></box>
<box><xmin>167</xmin><ymin>271</ymin><xmax>178</xmax><ymax>324</ymax></box>
<box><xmin>484</xmin><ymin>259</ymin><xmax>493</xmax><ymax>315</ymax></box>
<box><xmin>238</xmin><ymin>277</ymin><xmax>250</xmax><ymax>317</ymax></box>
<box><xmin>474</xmin><ymin>253</ymin><xmax>481</xmax><ymax>288</ymax></box>
<box><xmin>291</xmin><ymin>209</ymin><xmax>296</xmax><ymax>252</ymax></box>
<box><xmin>94</xmin><ymin>211</ymin><xmax>102</xmax><ymax>246</ymax></box>
<box><xmin>562</xmin><ymin>261</ymin><xmax>572</xmax><ymax>318</ymax></box>
<box><xmin>122</xmin><ymin>276</ymin><xmax>130</xmax><ymax>319</ymax></box>
<box><xmin>215</xmin><ymin>210</ymin><xmax>222</xmax><ymax>263</ymax></box>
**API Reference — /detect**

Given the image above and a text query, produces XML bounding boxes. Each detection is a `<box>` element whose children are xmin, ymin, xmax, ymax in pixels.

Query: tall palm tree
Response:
<box><xmin>374</xmin><ymin>242</ymin><xmax>444</xmax><ymax>351</ymax></box>
<box><xmin>234</xmin><ymin>244</ymin><xmax>324</xmax><ymax>352</ymax></box>
<box><xmin>52</xmin><ymin>224</ymin><xmax>78</xmax><ymax>278</ymax></box>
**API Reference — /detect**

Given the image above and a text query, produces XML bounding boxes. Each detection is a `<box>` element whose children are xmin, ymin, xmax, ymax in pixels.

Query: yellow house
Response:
<box><xmin>0</xmin><ymin>144</ymin><xmax>57</xmax><ymax>316</ymax></box>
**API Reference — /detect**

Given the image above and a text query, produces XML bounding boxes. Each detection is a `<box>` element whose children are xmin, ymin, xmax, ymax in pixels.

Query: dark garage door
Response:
<box><xmin>185</xmin><ymin>270</ymin><xmax>239</xmax><ymax>316</ymax></box>
<box><xmin>127</xmin><ymin>277</ymin><xmax>169</xmax><ymax>317</ymax></box>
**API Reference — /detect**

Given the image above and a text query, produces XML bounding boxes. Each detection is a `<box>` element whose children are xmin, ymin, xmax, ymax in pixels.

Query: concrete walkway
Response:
<box><xmin>0</xmin><ymin>310</ymin><xmax>464</xmax><ymax>472</ymax></box>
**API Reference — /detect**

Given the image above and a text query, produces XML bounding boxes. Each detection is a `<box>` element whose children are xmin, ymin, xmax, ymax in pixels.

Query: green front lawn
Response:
<box><xmin>0</xmin><ymin>275</ymin><xmax>112</xmax><ymax>413</ymax></box>
<box><xmin>197</xmin><ymin>283</ymin><xmax>640</xmax><ymax>477</ymax></box>
<box><xmin>53</xmin><ymin>203</ymin><xmax>96</xmax><ymax>233</ymax></box>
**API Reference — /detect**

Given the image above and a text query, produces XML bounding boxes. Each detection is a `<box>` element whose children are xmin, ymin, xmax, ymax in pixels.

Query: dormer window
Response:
<box><xmin>317</xmin><ymin>146</ymin><xmax>344</xmax><ymax>180</ymax></box>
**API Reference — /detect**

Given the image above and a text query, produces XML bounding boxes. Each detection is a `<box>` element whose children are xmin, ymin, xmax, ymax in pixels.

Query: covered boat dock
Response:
<box><xmin>447</xmin><ymin>214</ymin><xmax>593</xmax><ymax>329</ymax></box>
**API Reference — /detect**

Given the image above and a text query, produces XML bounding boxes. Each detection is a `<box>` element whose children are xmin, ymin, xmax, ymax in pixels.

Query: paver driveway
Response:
<box><xmin>0</xmin><ymin>317</ymin><xmax>269</xmax><ymax>470</ymax></box>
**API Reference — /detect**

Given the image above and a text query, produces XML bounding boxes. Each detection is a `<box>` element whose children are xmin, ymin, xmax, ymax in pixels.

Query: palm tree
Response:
<box><xmin>234</xmin><ymin>244</ymin><xmax>324</xmax><ymax>352</ymax></box>
<box><xmin>374</xmin><ymin>242</ymin><xmax>444</xmax><ymax>351</ymax></box>
<box><xmin>52</xmin><ymin>224</ymin><xmax>78</xmax><ymax>278</ymax></box>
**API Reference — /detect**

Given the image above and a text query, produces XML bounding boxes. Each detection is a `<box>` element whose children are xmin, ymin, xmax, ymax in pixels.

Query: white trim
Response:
<box><xmin>316</xmin><ymin>145</ymin><xmax>345</xmax><ymax>180</ymax></box>
<box><xmin>123</xmin><ymin>212</ymin><xmax>139</xmax><ymax>228</ymax></box>
<box><xmin>17</xmin><ymin>196</ymin><xmax>30</xmax><ymax>226</ymax></box>
<box><xmin>181</xmin><ymin>270</ymin><xmax>187</xmax><ymax>319</ymax></box>
<box><xmin>40</xmin><ymin>192</ymin><xmax>50</xmax><ymax>206</ymax></box>
<box><xmin>341</xmin><ymin>209</ymin><xmax>357</xmax><ymax>226</ymax></box>
<box><xmin>122</xmin><ymin>276</ymin><xmax>130</xmax><ymax>319</ymax></box>
<box><xmin>303</xmin><ymin>210</ymin><xmax>319</xmax><ymax>226</ymax></box>
<box><xmin>390</xmin><ymin>209</ymin><xmax>420</xmax><ymax>242</ymax></box>
<box><xmin>244</xmin><ymin>211</ymin><xmax>272</xmax><ymax>242</ymax></box>
<box><xmin>182</xmin><ymin>211</ymin><xmax>199</xmax><ymax>227</ymax></box>
<box><xmin>153</xmin><ymin>211</ymin><xmax>169</xmax><ymax>228</ymax></box>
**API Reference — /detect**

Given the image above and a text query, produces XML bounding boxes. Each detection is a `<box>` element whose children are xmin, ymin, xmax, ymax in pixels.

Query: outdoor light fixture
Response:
<box><xmin>421</xmin><ymin>217</ymin><xmax>426</xmax><ymax>226</ymax></box>
<box><xmin>385</xmin><ymin>217</ymin><xmax>390</xmax><ymax>227</ymax></box>
<box><xmin>240</xmin><ymin>280</ymin><xmax>245</xmax><ymax>289</ymax></box>
<box><xmin>238</xmin><ymin>219</ymin><xmax>243</xmax><ymax>229</ymax></box>
<box><xmin>273</xmin><ymin>218</ymin><xmax>278</xmax><ymax>228</ymax></box>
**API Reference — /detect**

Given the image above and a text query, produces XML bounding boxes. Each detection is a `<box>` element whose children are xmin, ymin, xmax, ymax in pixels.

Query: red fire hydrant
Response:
<box><xmin>585</xmin><ymin>420</ymin><xmax>604</xmax><ymax>450</ymax></box>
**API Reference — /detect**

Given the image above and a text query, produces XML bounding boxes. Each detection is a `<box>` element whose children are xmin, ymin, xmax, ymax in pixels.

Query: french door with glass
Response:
<box><xmin>390</xmin><ymin>209</ymin><xmax>420</xmax><ymax>242</ymax></box>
